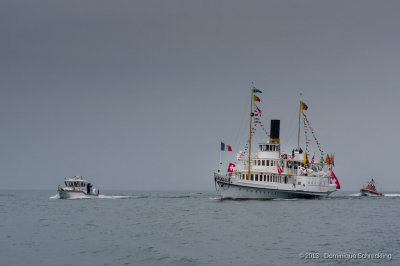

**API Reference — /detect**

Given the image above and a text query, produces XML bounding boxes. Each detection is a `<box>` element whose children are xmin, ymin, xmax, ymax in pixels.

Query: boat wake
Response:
<box><xmin>49</xmin><ymin>194</ymin><xmax>138</xmax><ymax>199</ymax></box>
<box><xmin>348</xmin><ymin>193</ymin><xmax>362</xmax><ymax>197</ymax></box>
<box><xmin>347</xmin><ymin>193</ymin><xmax>400</xmax><ymax>197</ymax></box>
<box><xmin>98</xmin><ymin>195</ymin><xmax>138</xmax><ymax>199</ymax></box>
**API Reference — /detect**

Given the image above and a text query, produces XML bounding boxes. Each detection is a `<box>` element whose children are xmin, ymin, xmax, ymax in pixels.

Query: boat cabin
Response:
<box><xmin>63</xmin><ymin>176</ymin><xmax>93</xmax><ymax>193</ymax></box>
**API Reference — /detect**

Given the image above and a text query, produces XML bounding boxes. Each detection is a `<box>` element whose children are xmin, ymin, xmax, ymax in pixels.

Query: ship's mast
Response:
<box><xmin>248</xmin><ymin>83</ymin><xmax>254</xmax><ymax>180</ymax></box>
<box><xmin>297</xmin><ymin>93</ymin><xmax>302</xmax><ymax>150</ymax></box>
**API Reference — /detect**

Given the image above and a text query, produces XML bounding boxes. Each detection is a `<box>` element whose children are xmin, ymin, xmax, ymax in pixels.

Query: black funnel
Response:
<box><xmin>270</xmin><ymin>120</ymin><xmax>280</xmax><ymax>139</ymax></box>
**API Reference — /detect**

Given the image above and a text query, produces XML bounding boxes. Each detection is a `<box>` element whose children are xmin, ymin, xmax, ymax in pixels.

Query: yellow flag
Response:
<box><xmin>301</xmin><ymin>101</ymin><xmax>308</xmax><ymax>110</ymax></box>
<box><xmin>302</xmin><ymin>152</ymin><xmax>308</xmax><ymax>165</ymax></box>
<box><xmin>325</xmin><ymin>154</ymin><xmax>331</xmax><ymax>165</ymax></box>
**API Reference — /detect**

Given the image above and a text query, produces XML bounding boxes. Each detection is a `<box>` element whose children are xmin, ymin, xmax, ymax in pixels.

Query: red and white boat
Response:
<box><xmin>360</xmin><ymin>179</ymin><xmax>383</xmax><ymax>196</ymax></box>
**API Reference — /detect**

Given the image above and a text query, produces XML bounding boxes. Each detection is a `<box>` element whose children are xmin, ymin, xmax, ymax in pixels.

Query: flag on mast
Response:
<box><xmin>220</xmin><ymin>142</ymin><xmax>232</xmax><ymax>151</ymax></box>
<box><xmin>300</xmin><ymin>101</ymin><xmax>308</xmax><ymax>110</ymax></box>
<box><xmin>302</xmin><ymin>152</ymin><xmax>309</xmax><ymax>165</ymax></box>
<box><xmin>254</xmin><ymin>104</ymin><xmax>262</xmax><ymax>117</ymax></box>
<box><xmin>253</xmin><ymin>89</ymin><xmax>262</xmax><ymax>93</ymax></box>
<box><xmin>254</xmin><ymin>95</ymin><xmax>261</xmax><ymax>102</ymax></box>
<box><xmin>227</xmin><ymin>163</ymin><xmax>235</xmax><ymax>173</ymax></box>
<box><xmin>325</xmin><ymin>154</ymin><xmax>331</xmax><ymax>165</ymax></box>
<box><xmin>329</xmin><ymin>168</ymin><xmax>341</xmax><ymax>189</ymax></box>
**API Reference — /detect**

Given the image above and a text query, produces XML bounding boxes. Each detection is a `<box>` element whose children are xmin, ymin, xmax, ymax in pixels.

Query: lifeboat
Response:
<box><xmin>360</xmin><ymin>178</ymin><xmax>383</xmax><ymax>196</ymax></box>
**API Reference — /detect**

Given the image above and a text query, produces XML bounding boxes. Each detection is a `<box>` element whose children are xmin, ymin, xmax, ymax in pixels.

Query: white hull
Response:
<box><xmin>58</xmin><ymin>190</ymin><xmax>98</xmax><ymax>199</ymax></box>
<box><xmin>215</xmin><ymin>173</ymin><xmax>335</xmax><ymax>200</ymax></box>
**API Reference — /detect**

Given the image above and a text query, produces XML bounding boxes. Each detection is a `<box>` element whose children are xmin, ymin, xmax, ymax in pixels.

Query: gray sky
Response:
<box><xmin>1</xmin><ymin>0</ymin><xmax>400</xmax><ymax>191</ymax></box>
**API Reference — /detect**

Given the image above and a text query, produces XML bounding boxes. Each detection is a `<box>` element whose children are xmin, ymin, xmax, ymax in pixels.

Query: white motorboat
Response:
<box><xmin>57</xmin><ymin>176</ymin><xmax>99</xmax><ymax>199</ymax></box>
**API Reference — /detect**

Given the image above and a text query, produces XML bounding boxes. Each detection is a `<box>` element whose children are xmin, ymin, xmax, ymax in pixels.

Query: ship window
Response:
<box><xmin>258</xmin><ymin>160</ymin><xmax>260</xmax><ymax>166</ymax></box>
<box><xmin>259</xmin><ymin>145</ymin><xmax>262</xmax><ymax>151</ymax></box>
<box><xmin>267</xmin><ymin>145</ymin><xmax>270</xmax><ymax>151</ymax></box>
<box><xmin>266</xmin><ymin>160</ymin><xmax>269</xmax><ymax>166</ymax></box>
<box><xmin>262</xmin><ymin>160</ymin><xmax>265</xmax><ymax>166</ymax></box>
<box><xmin>251</xmin><ymin>174</ymin><xmax>254</xmax><ymax>181</ymax></box>
<box><xmin>254</xmin><ymin>160</ymin><xmax>257</xmax><ymax>166</ymax></box>
<box><xmin>264</xmin><ymin>175</ymin><xmax>266</xmax><ymax>181</ymax></box>
<box><xmin>273</xmin><ymin>146</ymin><xmax>276</xmax><ymax>151</ymax></box>
<box><xmin>255</xmin><ymin>174</ymin><xmax>258</xmax><ymax>181</ymax></box>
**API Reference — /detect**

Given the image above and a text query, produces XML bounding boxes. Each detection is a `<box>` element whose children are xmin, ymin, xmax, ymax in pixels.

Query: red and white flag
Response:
<box><xmin>277</xmin><ymin>164</ymin><xmax>282</xmax><ymax>175</ymax></box>
<box><xmin>310</xmin><ymin>154</ymin><xmax>315</xmax><ymax>164</ymax></box>
<box><xmin>227</xmin><ymin>163</ymin><xmax>235</xmax><ymax>173</ymax></box>
<box><xmin>254</xmin><ymin>104</ymin><xmax>262</xmax><ymax>117</ymax></box>
<box><xmin>329</xmin><ymin>168</ymin><xmax>341</xmax><ymax>189</ymax></box>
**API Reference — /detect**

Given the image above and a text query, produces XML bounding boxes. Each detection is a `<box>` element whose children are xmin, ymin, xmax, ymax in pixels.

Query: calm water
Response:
<box><xmin>0</xmin><ymin>190</ymin><xmax>399</xmax><ymax>266</ymax></box>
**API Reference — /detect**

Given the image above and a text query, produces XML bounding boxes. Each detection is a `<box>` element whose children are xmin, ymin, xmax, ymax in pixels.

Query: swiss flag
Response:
<box><xmin>329</xmin><ymin>168</ymin><xmax>341</xmax><ymax>189</ymax></box>
<box><xmin>277</xmin><ymin>164</ymin><xmax>282</xmax><ymax>175</ymax></box>
<box><xmin>227</xmin><ymin>163</ymin><xmax>235</xmax><ymax>173</ymax></box>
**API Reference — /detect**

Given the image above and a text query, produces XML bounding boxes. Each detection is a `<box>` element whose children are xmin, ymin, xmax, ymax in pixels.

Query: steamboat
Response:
<box><xmin>214</xmin><ymin>83</ymin><xmax>340</xmax><ymax>199</ymax></box>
